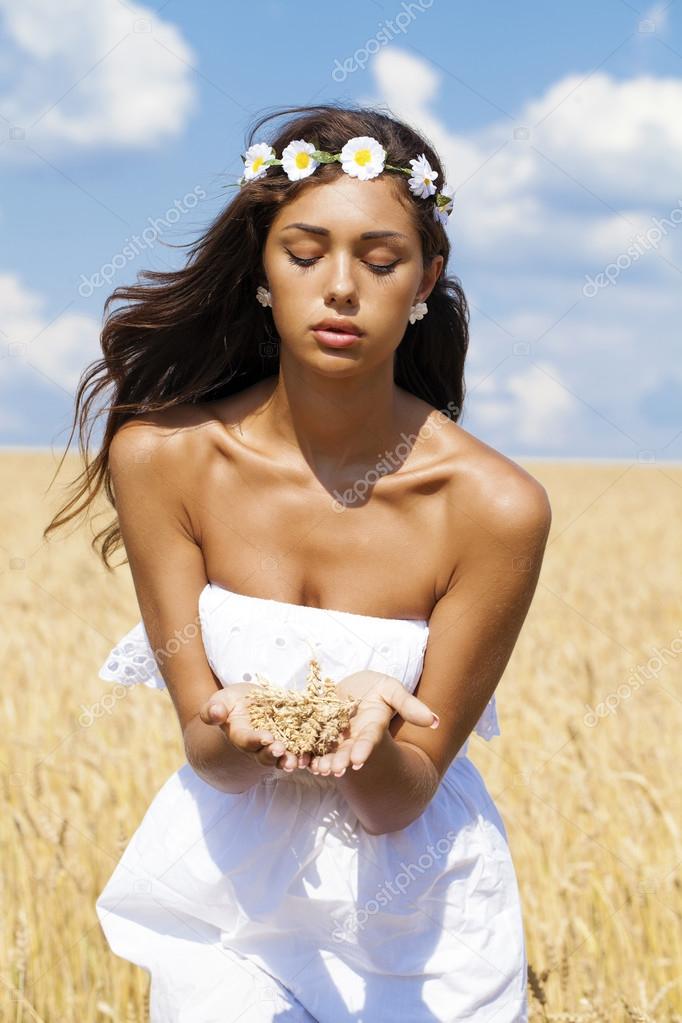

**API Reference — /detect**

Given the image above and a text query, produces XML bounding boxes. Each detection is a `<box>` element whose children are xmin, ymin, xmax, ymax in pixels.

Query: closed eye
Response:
<box><xmin>286</xmin><ymin>252</ymin><xmax>399</xmax><ymax>276</ymax></box>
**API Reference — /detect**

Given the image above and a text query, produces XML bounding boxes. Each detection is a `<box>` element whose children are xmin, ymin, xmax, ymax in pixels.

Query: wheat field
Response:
<box><xmin>2</xmin><ymin>450</ymin><xmax>681</xmax><ymax>1022</ymax></box>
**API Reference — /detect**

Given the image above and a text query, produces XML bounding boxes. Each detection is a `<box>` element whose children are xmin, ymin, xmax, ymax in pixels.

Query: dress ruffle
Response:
<box><xmin>98</xmin><ymin>621</ymin><xmax>166</xmax><ymax>690</ymax></box>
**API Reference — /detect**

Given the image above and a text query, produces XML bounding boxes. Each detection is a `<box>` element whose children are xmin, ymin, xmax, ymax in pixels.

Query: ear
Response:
<box><xmin>416</xmin><ymin>254</ymin><xmax>444</xmax><ymax>303</ymax></box>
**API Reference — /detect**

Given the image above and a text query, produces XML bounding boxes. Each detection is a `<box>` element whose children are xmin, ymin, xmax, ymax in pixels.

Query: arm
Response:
<box><xmin>336</xmin><ymin>727</ymin><xmax>439</xmax><ymax>835</ymax></box>
<box><xmin>182</xmin><ymin>711</ymin><xmax>272</xmax><ymax>794</ymax></box>
<box><xmin>337</xmin><ymin>473</ymin><xmax>552</xmax><ymax>835</ymax></box>
<box><xmin>108</xmin><ymin>412</ymin><xmax>271</xmax><ymax>795</ymax></box>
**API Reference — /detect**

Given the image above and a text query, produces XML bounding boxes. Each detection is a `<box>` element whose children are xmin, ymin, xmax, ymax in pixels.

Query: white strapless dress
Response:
<box><xmin>95</xmin><ymin>582</ymin><xmax>528</xmax><ymax>1023</ymax></box>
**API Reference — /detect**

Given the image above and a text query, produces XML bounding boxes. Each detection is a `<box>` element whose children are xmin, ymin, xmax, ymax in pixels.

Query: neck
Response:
<box><xmin>260</xmin><ymin>359</ymin><xmax>404</xmax><ymax>478</ymax></box>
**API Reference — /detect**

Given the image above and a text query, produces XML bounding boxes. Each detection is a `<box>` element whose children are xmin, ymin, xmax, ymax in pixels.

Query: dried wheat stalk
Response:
<box><xmin>246</xmin><ymin>657</ymin><xmax>359</xmax><ymax>756</ymax></box>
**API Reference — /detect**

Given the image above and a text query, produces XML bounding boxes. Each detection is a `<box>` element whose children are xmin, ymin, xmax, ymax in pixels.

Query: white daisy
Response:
<box><xmin>281</xmin><ymin>139</ymin><xmax>319</xmax><ymax>181</ymax></box>
<box><xmin>433</xmin><ymin>182</ymin><xmax>455</xmax><ymax>227</ymax></box>
<box><xmin>243</xmin><ymin>142</ymin><xmax>276</xmax><ymax>181</ymax></box>
<box><xmin>339</xmin><ymin>136</ymin><xmax>386</xmax><ymax>180</ymax></box>
<box><xmin>407</xmin><ymin>153</ymin><xmax>439</xmax><ymax>199</ymax></box>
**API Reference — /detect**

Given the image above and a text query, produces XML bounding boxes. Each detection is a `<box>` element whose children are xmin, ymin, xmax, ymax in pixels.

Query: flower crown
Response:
<box><xmin>234</xmin><ymin>135</ymin><xmax>455</xmax><ymax>228</ymax></box>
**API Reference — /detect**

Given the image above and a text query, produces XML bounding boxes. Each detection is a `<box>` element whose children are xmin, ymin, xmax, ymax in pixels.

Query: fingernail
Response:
<box><xmin>430</xmin><ymin>715</ymin><xmax>440</xmax><ymax>729</ymax></box>
<box><xmin>352</xmin><ymin>763</ymin><xmax>364</xmax><ymax>770</ymax></box>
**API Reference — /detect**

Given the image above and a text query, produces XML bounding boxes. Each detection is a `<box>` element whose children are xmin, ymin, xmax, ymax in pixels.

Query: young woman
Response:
<box><xmin>46</xmin><ymin>103</ymin><xmax>551</xmax><ymax>1022</ymax></box>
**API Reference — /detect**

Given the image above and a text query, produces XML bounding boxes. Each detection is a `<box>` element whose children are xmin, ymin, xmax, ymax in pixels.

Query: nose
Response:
<box><xmin>324</xmin><ymin>251</ymin><xmax>359</xmax><ymax>306</ymax></box>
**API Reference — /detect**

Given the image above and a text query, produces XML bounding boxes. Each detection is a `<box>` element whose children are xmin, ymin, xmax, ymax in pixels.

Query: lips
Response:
<box><xmin>312</xmin><ymin>319</ymin><xmax>363</xmax><ymax>336</ymax></box>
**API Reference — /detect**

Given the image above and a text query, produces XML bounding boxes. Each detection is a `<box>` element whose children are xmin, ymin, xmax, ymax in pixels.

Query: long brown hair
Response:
<box><xmin>44</xmin><ymin>101</ymin><xmax>470</xmax><ymax>567</ymax></box>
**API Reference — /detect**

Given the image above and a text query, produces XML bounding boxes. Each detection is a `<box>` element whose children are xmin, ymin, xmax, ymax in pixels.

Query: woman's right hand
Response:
<box><xmin>198</xmin><ymin>683</ymin><xmax>310</xmax><ymax>772</ymax></box>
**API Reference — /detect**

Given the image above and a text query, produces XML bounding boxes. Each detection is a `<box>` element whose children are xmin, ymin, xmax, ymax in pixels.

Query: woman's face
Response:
<box><xmin>261</xmin><ymin>172</ymin><xmax>443</xmax><ymax>369</ymax></box>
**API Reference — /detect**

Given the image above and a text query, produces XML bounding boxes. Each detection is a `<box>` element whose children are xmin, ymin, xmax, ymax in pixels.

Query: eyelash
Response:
<box><xmin>286</xmin><ymin>252</ymin><xmax>399</xmax><ymax>276</ymax></box>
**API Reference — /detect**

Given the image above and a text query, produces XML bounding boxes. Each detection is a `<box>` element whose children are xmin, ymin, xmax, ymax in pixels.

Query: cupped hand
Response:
<box><xmin>307</xmin><ymin>670</ymin><xmax>439</xmax><ymax>778</ymax></box>
<box><xmin>198</xmin><ymin>683</ymin><xmax>311</xmax><ymax>772</ymax></box>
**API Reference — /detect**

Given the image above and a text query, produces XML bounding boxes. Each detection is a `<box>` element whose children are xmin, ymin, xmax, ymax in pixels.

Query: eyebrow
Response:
<box><xmin>280</xmin><ymin>222</ymin><xmax>408</xmax><ymax>240</ymax></box>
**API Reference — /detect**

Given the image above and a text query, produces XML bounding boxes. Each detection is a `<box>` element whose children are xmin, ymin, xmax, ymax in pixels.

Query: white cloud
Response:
<box><xmin>0</xmin><ymin>0</ymin><xmax>198</xmax><ymax>152</ymax></box>
<box><xmin>363</xmin><ymin>48</ymin><xmax>682</xmax><ymax>454</ymax></box>
<box><xmin>367</xmin><ymin>49</ymin><xmax>682</xmax><ymax>268</ymax></box>
<box><xmin>507</xmin><ymin>363</ymin><xmax>577</xmax><ymax>443</ymax></box>
<box><xmin>471</xmin><ymin>362</ymin><xmax>578</xmax><ymax>446</ymax></box>
<box><xmin>507</xmin><ymin>72</ymin><xmax>682</xmax><ymax>201</ymax></box>
<box><xmin>0</xmin><ymin>272</ymin><xmax>100</xmax><ymax>394</ymax></box>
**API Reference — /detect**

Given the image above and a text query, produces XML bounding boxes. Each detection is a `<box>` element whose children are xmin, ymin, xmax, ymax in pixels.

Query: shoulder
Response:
<box><xmin>108</xmin><ymin>401</ymin><xmax>224</xmax><ymax>488</ymax></box>
<box><xmin>406</xmin><ymin>397</ymin><xmax>552</xmax><ymax>547</ymax></box>
<box><xmin>402</xmin><ymin>391</ymin><xmax>551</xmax><ymax>514</ymax></box>
<box><xmin>107</xmin><ymin>379</ymin><xmax>278</xmax><ymax>484</ymax></box>
<box><xmin>443</xmin><ymin>420</ymin><xmax>552</xmax><ymax>562</ymax></box>
<box><xmin>461</xmin><ymin>427</ymin><xmax>549</xmax><ymax>522</ymax></box>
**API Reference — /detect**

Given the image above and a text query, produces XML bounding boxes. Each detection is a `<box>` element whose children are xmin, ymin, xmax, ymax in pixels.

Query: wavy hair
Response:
<box><xmin>44</xmin><ymin>101</ymin><xmax>470</xmax><ymax>567</ymax></box>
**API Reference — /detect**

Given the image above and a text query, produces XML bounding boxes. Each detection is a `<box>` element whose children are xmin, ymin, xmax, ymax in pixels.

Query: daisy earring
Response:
<box><xmin>256</xmin><ymin>285</ymin><xmax>272</xmax><ymax>308</ymax></box>
<box><xmin>409</xmin><ymin>300</ymin><xmax>428</xmax><ymax>325</ymax></box>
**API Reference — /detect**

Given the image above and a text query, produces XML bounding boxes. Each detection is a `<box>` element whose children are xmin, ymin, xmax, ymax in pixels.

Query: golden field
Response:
<box><xmin>2</xmin><ymin>450</ymin><xmax>681</xmax><ymax>1022</ymax></box>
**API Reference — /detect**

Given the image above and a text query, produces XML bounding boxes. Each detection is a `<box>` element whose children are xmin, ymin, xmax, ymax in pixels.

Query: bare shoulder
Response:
<box><xmin>402</xmin><ymin>391</ymin><xmax>549</xmax><ymax>507</ymax></box>
<box><xmin>461</xmin><ymin>424</ymin><xmax>549</xmax><ymax>515</ymax></box>
<box><xmin>401</xmin><ymin>388</ymin><xmax>552</xmax><ymax>538</ymax></box>
<box><xmin>441</xmin><ymin>417</ymin><xmax>553</xmax><ymax>549</ymax></box>
<box><xmin>108</xmin><ymin>401</ymin><xmax>224</xmax><ymax>473</ymax></box>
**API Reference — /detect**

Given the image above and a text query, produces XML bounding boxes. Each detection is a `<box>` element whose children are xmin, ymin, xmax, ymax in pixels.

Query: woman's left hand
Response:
<box><xmin>307</xmin><ymin>670</ymin><xmax>439</xmax><ymax>777</ymax></box>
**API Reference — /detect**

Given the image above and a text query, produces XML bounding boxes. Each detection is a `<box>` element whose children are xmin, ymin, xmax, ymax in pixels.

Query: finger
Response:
<box><xmin>254</xmin><ymin>742</ymin><xmax>299</xmax><ymax>771</ymax></box>
<box><xmin>381</xmin><ymin>681</ymin><xmax>439</xmax><ymax>730</ymax></box>
<box><xmin>331</xmin><ymin>750</ymin><xmax>348</xmax><ymax>776</ymax></box>
<box><xmin>348</xmin><ymin>735</ymin><xmax>375</xmax><ymax>769</ymax></box>
<box><xmin>200</xmin><ymin>690</ymin><xmax>254</xmax><ymax>729</ymax></box>
<box><xmin>199</xmin><ymin>696</ymin><xmax>228</xmax><ymax>725</ymax></box>
<box><xmin>310</xmin><ymin>745</ymin><xmax>352</xmax><ymax>776</ymax></box>
<box><xmin>402</xmin><ymin>693</ymin><xmax>440</xmax><ymax>729</ymax></box>
<box><xmin>247</xmin><ymin>729</ymin><xmax>276</xmax><ymax>748</ymax></box>
<box><xmin>347</xmin><ymin>716</ymin><xmax>390</xmax><ymax>768</ymax></box>
<box><xmin>314</xmin><ymin>748</ymin><xmax>344</xmax><ymax>775</ymax></box>
<box><xmin>233</xmin><ymin>729</ymin><xmax>270</xmax><ymax>754</ymax></box>
<box><xmin>314</xmin><ymin>748</ymin><xmax>349</xmax><ymax>776</ymax></box>
<box><xmin>228</xmin><ymin>715</ymin><xmax>279</xmax><ymax>754</ymax></box>
<box><xmin>272</xmin><ymin>750</ymin><xmax>298</xmax><ymax>772</ymax></box>
<box><xmin>254</xmin><ymin>745</ymin><xmax>280</xmax><ymax>767</ymax></box>
<box><xmin>327</xmin><ymin>743</ymin><xmax>351</xmax><ymax>775</ymax></box>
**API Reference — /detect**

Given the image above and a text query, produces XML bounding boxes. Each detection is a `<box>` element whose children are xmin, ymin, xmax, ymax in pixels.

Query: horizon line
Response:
<box><xmin>0</xmin><ymin>446</ymin><xmax>680</xmax><ymax>467</ymax></box>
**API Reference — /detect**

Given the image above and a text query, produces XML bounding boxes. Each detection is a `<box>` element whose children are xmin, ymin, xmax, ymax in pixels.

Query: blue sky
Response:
<box><xmin>1</xmin><ymin>0</ymin><xmax>680</xmax><ymax>459</ymax></box>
